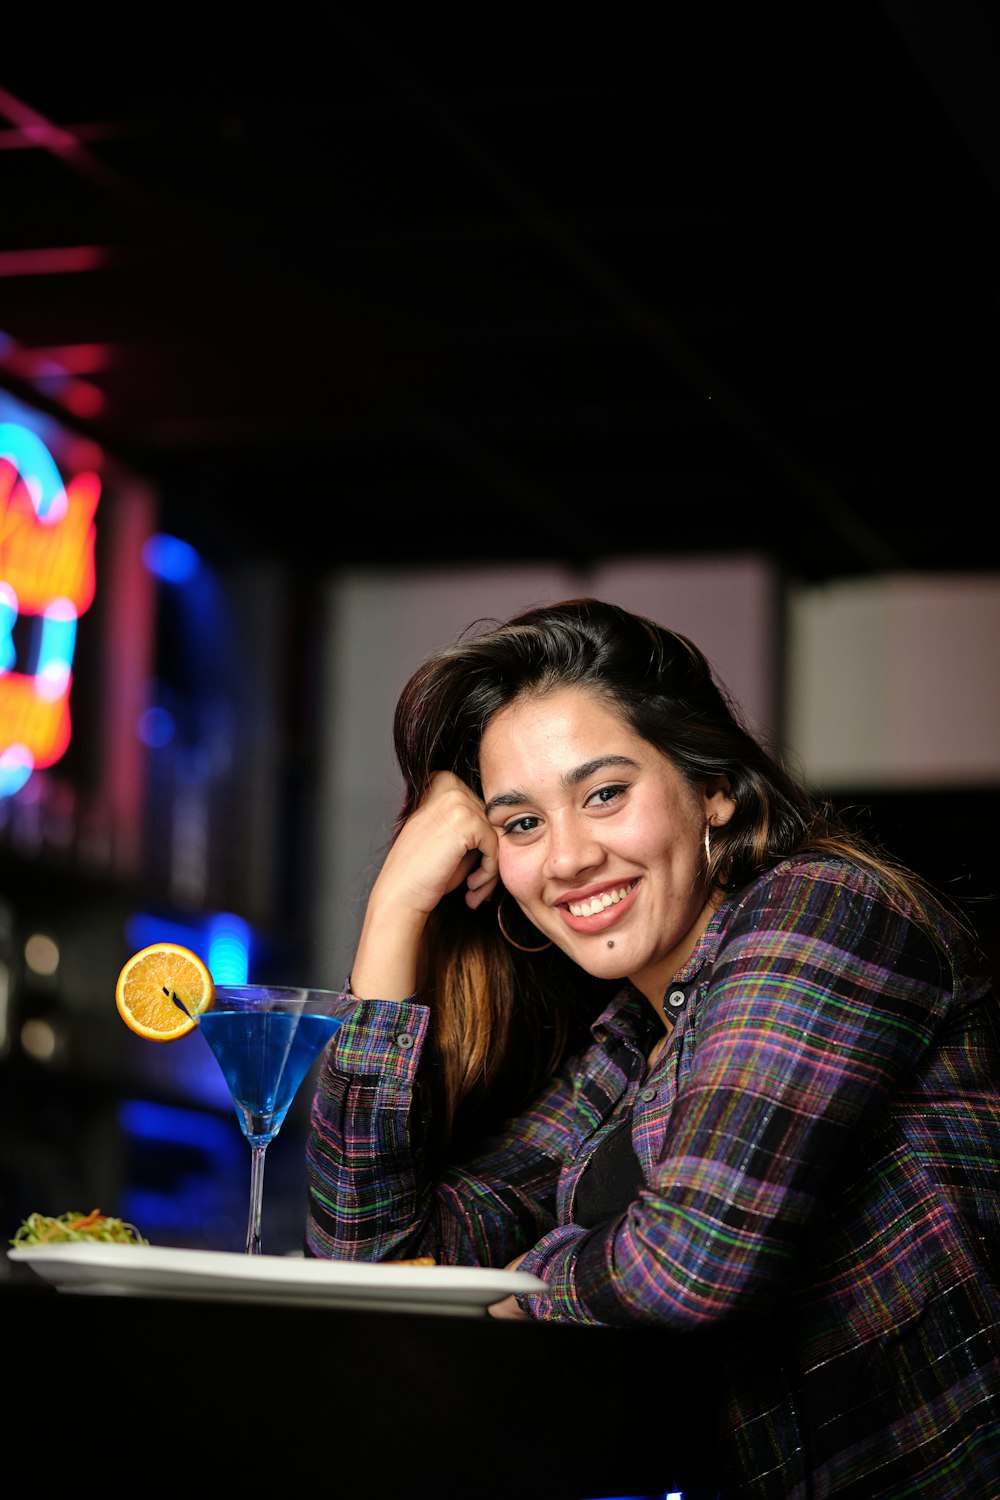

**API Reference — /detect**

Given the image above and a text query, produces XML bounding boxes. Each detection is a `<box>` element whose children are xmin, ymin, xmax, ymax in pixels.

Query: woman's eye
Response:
<box><xmin>501</xmin><ymin>815</ymin><xmax>541</xmax><ymax>837</ymax></box>
<box><xmin>588</xmin><ymin>782</ymin><xmax>628</xmax><ymax>808</ymax></box>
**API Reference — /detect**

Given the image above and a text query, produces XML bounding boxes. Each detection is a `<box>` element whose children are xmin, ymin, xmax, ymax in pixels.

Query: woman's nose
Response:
<box><xmin>542</xmin><ymin>816</ymin><xmax>604</xmax><ymax>879</ymax></box>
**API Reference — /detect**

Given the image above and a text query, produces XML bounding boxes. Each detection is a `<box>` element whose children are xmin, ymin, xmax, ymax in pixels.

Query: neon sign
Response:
<box><xmin>0</xmin><ymin>422</ymin><xmax>99</xmax><ymax>796</ymax></box>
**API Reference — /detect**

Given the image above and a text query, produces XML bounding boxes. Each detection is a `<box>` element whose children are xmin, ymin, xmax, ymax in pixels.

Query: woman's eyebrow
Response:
<box><xmin>484</xmin><ymin>755</ymin><xmax>638</xmax><ymax>816</ymax></box>
<box><xmin>565</xmin><ymin>754</ymin><xmax>638</xmax><ymax>787</ymax></box>
<box><xmin>484</xmin><ymin>789</ymin><xmax>530</xmax><ymax>815</ymax></box>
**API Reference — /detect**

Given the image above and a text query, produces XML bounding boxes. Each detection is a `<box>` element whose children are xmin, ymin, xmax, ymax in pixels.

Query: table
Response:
<box><xmin>2</xmin><ymin>1270</ymin><xmax>724</xmax><ymax>1498</ymax></box>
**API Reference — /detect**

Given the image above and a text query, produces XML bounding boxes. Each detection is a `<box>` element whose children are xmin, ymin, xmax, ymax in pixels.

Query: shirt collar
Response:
<box><xmin>591</xmin><ymin>981</ymin><xmax>650</xmax><ymax>1044</ymax></box>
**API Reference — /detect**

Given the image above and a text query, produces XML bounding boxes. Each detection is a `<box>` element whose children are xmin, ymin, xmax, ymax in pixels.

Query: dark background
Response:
<box><xmin>2</xmin><ymin>5</ymin><xmax>999</xmax><ymax>581</ymax></box>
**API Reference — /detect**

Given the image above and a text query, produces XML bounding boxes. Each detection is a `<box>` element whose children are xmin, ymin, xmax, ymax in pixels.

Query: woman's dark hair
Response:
<box><xmin>388</xmin><ymin>597</ymin><xmax>954</xmax><ymax>1151</ymax></box>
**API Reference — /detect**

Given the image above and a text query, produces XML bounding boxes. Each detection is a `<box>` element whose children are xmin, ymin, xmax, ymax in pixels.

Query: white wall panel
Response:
<box><xmin>786</xmin><ymin>575</ymin><xmax>1000</xmax><ymax>790</ymax></box>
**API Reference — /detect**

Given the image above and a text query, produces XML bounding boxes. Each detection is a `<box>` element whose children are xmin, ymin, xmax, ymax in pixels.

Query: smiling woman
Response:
<box><xmin>303</xmin><ymin>596</ymin><xmax>1000</xmax><ymax>1500</ymax></box>
<box><xmin>478</xmin><ymin>689</ymin><xmax>735</xmax><ymax>1007</ymax></box>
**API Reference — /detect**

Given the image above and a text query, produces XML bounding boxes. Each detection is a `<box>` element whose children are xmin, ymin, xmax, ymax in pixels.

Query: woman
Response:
<box><xmin>305</xmin><ymin>597</ymin><xmax>1000</xmax><ymax>1497</ymax></box>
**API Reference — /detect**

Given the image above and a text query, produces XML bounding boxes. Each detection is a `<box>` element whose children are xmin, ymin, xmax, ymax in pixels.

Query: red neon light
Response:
<box><xmin>0</xmin><ymin>462</ymin><xmax>99</xmax><ymax>612</ymax></box>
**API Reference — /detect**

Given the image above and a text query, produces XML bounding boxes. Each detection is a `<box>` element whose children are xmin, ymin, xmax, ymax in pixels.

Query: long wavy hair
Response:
<box><xmin>389</xmin><ymin>596</ymin><xmax>961</xmax><ymax>1153</ymax></box>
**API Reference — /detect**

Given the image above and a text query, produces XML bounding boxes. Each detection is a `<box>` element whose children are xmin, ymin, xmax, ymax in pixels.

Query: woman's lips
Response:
<box><xmin>557</xmin><ymin>879</ymin><xmax>639</xmax><ymax>932</ymax></box>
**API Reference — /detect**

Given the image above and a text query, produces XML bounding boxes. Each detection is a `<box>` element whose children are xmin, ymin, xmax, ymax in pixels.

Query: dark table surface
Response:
<box><xmin>2</xmin><ymin>1264</ymin><xmax>724</xmax><ymax>1499</ymax></box>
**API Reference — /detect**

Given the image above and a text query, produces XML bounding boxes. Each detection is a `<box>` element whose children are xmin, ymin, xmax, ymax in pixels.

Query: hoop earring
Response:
<box><xmin>704</xmin><ymin>819</ymin><xmax>713</xmax><ymax>864</ymax></box>
<box><xmin>497</xmin><ymin>892</ymin><xmax>552</xmax><ymax>952</ymax></box>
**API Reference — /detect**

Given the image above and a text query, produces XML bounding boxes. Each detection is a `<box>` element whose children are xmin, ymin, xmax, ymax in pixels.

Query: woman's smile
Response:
<box><xmin>560</xmin><ymin>877</ymin><xmax>639</xmax><ymax>925</ymax></box>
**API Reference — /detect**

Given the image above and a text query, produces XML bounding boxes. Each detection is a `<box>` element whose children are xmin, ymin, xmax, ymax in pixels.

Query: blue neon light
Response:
<box><xmin>207</xmin><ymin>912</ymin><xmax>251</xmax><ymax>984</ymax></box>
<box><xmin>142</xmin><ymin>533</ymin><xmax>201</xmax><ymax>584</ymax></box>
<box><xmin>119</xmin><ymin>1097</ymin><xmax>241</xmax><ymax>1152</ymax></box>
<box><xmin>0</xmin><ymin>745</ymin><xmax>34</xmax><ymax>797</ymax></box>
<box><xmin>117</xmin><ymin>1097</ymin><xmax>245</xmax><ymax>1247</ymax></box>
<box><xmin>0</xmin><ymin>421</ymin><xmax>67</xmax><ymax>520</ymax></box>
<box><xmin>137</xmin><ymin>704</ymin><xmax>176</xmax><ymax>748</ymax></box>
<box><xmin>35</xmin><ymin>603</ymin><xmax>77</xmax><ymax>677</ymax></box>
<box><xmin>0</xmin><ymin>586</ymin><xmax>15</xmax><ymax>674</ymax></box>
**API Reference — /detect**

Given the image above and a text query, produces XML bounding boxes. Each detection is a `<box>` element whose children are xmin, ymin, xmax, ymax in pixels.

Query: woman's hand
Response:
<box><xmin>487</xmin><ymin>1294</ymin><xmax>529</xmax><ymax>1320</ymax></box>
<box><xmin>487</xmin><ymin>1251</ymin><xmax>531</xmax><ymax>1320</ymax></box>
<box><xmin>385</xmin><ymin>770</ymin><xmax>499</xmax><ymax>914</ymax></box>
<box><xmin>351</xmin><ymin>772</ymin><xmax>499</xmax><ymax>1000</ymax></box>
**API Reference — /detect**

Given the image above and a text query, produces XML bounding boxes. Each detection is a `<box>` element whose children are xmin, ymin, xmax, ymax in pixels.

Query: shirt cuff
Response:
<box><xmin>330</xmin><ymin>992</ymin><xmax>431</xmax><ymax>1084</ymax></box>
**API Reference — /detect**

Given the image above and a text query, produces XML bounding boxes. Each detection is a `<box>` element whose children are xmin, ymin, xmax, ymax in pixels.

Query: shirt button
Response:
<box><xmin>640</xmin><ymin>1086</ymin><xmax>656</xmax><ymax>1102</ymax></box>
<box><xmin>666</xmin><ymin>989</ymin><xmax>686</xmax><ymax>1009</ymax></box>
<box><xmin>395</xmin><ymin>1032</ymin><xmax>415</xmax><ymax>1050</ymax></box>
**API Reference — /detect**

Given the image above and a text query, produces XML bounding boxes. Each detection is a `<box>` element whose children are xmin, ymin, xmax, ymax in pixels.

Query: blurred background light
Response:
<box><xmin>0</xmin><ymin>584</ymin><xmax>16</xmax><ymax>673</ymax></box>
<box><xmin>142</xmin><ymin>533</ymin><xmax>201</xmax><ymax>585</ymax></box>
<box><xmin>206</xmin><ymin>912</ymin><xmax>251</xmax><ymax>984</ymax></box>
<box><xmin>0</xmin><ymin>744</ymin><xmax>33</xmax><ymax>797</ymax></box>
<box><xmin>24</xmin><ymin>931</ymin><xmax>59</xmax><ymax>977</ymax></box>
<box><xmin>0</xmin><ymin>420</ymin><xmax>66</xmax><ymax>519</ymax></box>
<box><xmin>137</xmin><ymin>703</ymin><xmax>176</xmax><ymax>749</ymax></box>
<box><xmin>20</xmin><ymin>1017</ymin><xmax>57</xmax><ymax>1062</ymax></box>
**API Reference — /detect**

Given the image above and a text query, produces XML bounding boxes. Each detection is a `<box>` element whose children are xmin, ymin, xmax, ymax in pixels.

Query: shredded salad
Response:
<box><xmin>10</xmin><ymin>1209</ymin><xmax>148</xmax><ymax>1247</ymax></box>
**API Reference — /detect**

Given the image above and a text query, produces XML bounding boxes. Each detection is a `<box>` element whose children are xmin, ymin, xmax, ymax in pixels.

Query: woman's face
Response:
<box><xmin>479</xmin><ymin>686</ymin><xmax>735</xmax><ymax>1004</ymax></box>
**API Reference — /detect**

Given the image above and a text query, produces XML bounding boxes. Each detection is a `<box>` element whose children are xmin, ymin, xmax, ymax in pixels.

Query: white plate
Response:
<box><xmin>7</xmin><ymin>1243</ymin><xmax>546</xmax><ymax>1317</ymax></box>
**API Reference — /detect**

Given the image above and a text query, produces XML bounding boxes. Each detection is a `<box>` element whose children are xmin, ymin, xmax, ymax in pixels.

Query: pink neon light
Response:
<box><xmin>0</xmin><ymin>246</ymin><xmax>109</xmax><ymax>277</ymax></box>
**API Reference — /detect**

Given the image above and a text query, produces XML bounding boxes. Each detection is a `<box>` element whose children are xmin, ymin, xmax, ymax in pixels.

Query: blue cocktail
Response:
<box><xmin>197</xmin><ymin>985</ymin><xmax>345</xmax><ymax>1254</ymax></box>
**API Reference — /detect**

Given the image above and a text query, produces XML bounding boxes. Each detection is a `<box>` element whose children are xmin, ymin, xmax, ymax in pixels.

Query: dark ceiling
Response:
<box><xmin>2</xmin><ymin>5</ymin><xmax>999</xmax><ymax>583</ymax></box>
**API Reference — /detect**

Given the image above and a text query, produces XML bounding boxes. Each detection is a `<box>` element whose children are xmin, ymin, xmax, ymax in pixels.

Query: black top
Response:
<box><xmin>573</xmin><ymin>1109</ymin><xmax>645</xmax><ymax>1228</ymax></box>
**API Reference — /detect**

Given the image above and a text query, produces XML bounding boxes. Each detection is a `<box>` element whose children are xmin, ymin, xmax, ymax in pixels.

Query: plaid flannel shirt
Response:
<box><xmin>306</xmin><ymin>854</ymin><xmax>1000</xmax><ymax>1497</ymax></box>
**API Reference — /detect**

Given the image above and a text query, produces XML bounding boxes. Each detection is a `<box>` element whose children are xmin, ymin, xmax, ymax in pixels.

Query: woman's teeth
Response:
<box><xmin>567</xmin><ymin>882</ymin><xmax>636</xmax><ymax>918</ymax></box>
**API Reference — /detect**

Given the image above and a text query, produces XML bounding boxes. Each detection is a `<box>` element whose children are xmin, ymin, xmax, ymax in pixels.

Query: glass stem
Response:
<box><xmin>245</xmin><ymin>1143</ymin><xmax>268</xmax><ymax>1254</ymax></box>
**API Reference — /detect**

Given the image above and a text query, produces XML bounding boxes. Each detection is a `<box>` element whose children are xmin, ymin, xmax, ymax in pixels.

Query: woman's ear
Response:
<box><xmin>704</xmin><ymin>773</ymin><xmax>737</xmax><ymax>827</ymax></box>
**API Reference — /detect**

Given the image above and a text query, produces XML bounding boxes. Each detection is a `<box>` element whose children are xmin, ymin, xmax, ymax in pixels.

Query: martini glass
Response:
<box><xmin>195</xmin><ymin>985</ymin><xmax>345</xmax><ymax>1255</ymax></box>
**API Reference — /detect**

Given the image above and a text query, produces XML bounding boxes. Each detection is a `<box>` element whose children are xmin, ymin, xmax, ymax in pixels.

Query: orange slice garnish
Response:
<box><xmin>115</xmin><ymin>942</ymin><xmax>215</xmax><ymax>1042</ymax></box>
